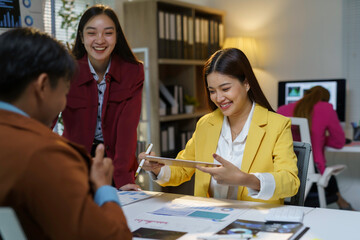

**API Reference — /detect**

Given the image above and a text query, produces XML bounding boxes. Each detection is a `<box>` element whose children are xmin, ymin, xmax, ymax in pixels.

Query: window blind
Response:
<box><xmin>43</xmin><ymin>0</ymin><xmax>115</xmax><ymax>45</ymax></box>
<box><xmin>44</xmin><ymin>0</ymin><xmax>90</xmax><ymax>45</ymax></box>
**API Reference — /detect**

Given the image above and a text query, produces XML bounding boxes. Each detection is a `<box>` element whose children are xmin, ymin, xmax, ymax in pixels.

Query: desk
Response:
<box><xmin>122</xmin><ymin>191</ymin><xmax>360</xmax><ymax>240</ymax></box>
<box><xmin>325</xmin><ymin>142</ymin><xmax>360</xmax><ymax>210</ymax></box>
<box><xmin>326</xmin><ymin>141</ymin><xmax>360</xmax><ymax>153</ymax></box>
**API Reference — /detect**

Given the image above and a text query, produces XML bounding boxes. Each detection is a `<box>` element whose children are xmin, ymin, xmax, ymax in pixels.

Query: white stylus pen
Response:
<box><xmin>135</xmin><ymin>143</ymin><xmax>153</xmax><ymax>179</ymax></box>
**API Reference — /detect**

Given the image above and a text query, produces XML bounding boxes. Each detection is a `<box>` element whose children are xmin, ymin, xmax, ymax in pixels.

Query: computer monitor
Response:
<box><xmin>278</xmin><ymin>79</ymin><xmax>346</xmax><ymax>122</ymax></box>
<box><xmin>0</xmin><ymin>0</ymin><xmax>44</xmax><ymax>34</ymax></box>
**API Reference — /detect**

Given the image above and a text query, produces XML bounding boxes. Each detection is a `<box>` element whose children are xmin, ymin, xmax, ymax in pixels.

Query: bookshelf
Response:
<box><xmin>123</xmin><ymin>0</ymin><xmax>224</xmax><ymax>193</ymax></box>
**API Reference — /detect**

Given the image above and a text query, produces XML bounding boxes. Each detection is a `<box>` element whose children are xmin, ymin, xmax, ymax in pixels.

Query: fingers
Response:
<box><xmin>138</xmin><ymin>151</ymin><xmax>156</xmax><ymax>161</ymax></box>
<box><xmin>138</xmin><ymin>152</ymin><xmax>146</xmax><ymax>160</ymax></box>
<box><xmin>119</xmin><ymin>183</ymin><xmax>141</xmax><ymax>191</ymax></box>
<box><xmin>103</xmin><ymin>157</ymin><xmax>113</xmax><ymax>171</ymax></box>
<box><xmin>196</xmin><ymin>165</ymin><xmax>214</xmax><ymax>174</ymax></box>
<box><xmin>212</xmin><ymin>153</ymin><xmax>229</xmax><ymax>165</ymax></box>
<box><xmin>197</xmin><ymin>154</ymin><xmax>232</xmax><ymax>184</ymax></box>
<box><xmin>93</xmin><ymin>144</ymin><xmax>105</xmax><ymax>163</ymax></box>
<box><xmin>148</xmin><ymin>161</ymin><xmax>164</xmax><ymax>167</ymax></box>
<box><xmin>197</xmin><ymin>165</ymin><xmax>224</xmax><ymax>183</ymax></box>
<box><xmin>141</xmin><ymin>160</ymin><xmax>163</xmax><ymax>176</ymax></box>
<box><xmin>196</xmin><ymin>154</ymin><xmax>226</xmax><ymax>174</ymax></box>
<box><xmin>142</xmin><ymin>160</ymin><xmax>163</xmax><ymax>171</ymax></box>
<box><xmin>89</xmin><ymin>150</ymin><xmax>114</xmax><ymax>191</ymax></box>
<box><xmin>92</xmin><ymin>145</ymin><xmax>113</xmax><ymax>174</ymax></box>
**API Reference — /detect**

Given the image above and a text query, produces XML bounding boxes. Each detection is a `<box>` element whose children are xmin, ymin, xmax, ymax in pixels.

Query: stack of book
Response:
<box><xmin>160</xmin><ymin>122</ymin><xmax>194</xmax><ymax>158</ymax></box>
<box><xmin>158</xmin><ymin>9</ymin><xmax>223</xmax><ymax>60</ymax></box>
<box><xmin>159</xmin><ymin>82</ymin><xmax>184</xmax><ymax>116</ymax></box>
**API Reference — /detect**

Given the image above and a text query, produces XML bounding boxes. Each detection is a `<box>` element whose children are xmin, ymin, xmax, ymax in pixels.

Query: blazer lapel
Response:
<box><xmin>204</xmin><ymin>109</ymin><xmax>223</xmax><ymax>162</ymax></box>
<box><xmin>241</xmin><ymin>104</ymin><xmax>268</xmax><ymax>173</ymax></box>
<box><xmin>237</xmin><ymin>104</ymin><xmax>268</xmax><ymax>198</ymax></box>
<box><xmin>195</xmin><ymin>109</ymin><xmax>223</xmax><ymax>197</ymax></box>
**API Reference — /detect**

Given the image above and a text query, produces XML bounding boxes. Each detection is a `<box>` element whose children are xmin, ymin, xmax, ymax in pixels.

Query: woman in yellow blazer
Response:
<box><xmin>142</xmin><ymin>48</ymin><xmax>299</xmax><ymax>204</ymax></box>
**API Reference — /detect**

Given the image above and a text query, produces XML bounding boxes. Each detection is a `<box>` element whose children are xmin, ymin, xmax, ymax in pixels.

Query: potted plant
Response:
<box><xmin>184</xmin><ymin>94</ymin><xmax>199</xmax><ymax>114</ymax></box>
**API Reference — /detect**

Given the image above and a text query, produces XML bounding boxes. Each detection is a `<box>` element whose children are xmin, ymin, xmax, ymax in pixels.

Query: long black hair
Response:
<box><xmin>203</xmin><ymin>48</ymin><xmax>274</xmax><ymax>112</ymax></box>
<box><xmin>72</xmin><ymin>4</ymin><xmax>140</xmax><ymax>64</ymax></box>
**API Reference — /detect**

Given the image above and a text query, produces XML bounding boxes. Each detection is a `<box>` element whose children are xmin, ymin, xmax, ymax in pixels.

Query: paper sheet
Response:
<box><xmin>117</xmin><ymin>191</ymin><xmax>159</xmax><ymax>206</ymax></box>
<box><xmin>129</xmin><ymin>198</ymin><xmax>248</xmax><ymax>239</ymax></box>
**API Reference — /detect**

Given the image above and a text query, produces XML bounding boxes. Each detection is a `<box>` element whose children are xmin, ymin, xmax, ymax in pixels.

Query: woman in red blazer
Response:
<box><xmin>61</xmin><ymin>4</ymin><xmax>144</xmax><ymax>189</ymax></box>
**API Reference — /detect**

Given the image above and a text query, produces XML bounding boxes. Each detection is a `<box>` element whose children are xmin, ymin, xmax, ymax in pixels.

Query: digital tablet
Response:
<box><xmin>145</xmin><ymin>156</ymin><xmax>221</xmax><ymax>168</ymax></box>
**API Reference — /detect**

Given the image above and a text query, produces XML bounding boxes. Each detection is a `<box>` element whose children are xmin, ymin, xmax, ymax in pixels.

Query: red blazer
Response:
<box><xmin>62</xmin><ymin>54</ymin><xmax>144</xmax><ymax>188</ymax></box>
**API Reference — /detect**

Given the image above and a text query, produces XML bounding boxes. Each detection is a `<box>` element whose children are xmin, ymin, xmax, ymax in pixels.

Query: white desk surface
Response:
<box><xmin>122</xmin><ymin>191</ymin><xmax>360</xmax><ymax>240</ymax></box>
<box><xmin>326</xmin><ymin>141</ymin><xmax>360</xmax><ymax>153</ymax></box>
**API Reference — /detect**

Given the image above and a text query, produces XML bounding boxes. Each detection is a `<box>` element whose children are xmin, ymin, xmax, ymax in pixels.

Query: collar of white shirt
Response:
<box><xmin>220</xmin><ymin>102</ymin><xmax>255</xmax><ymax>146</ymax></box>
<box><xmin>87</xmin><ymin>58</ymin><xmax>111</xmax><ymax>83</ymax></box>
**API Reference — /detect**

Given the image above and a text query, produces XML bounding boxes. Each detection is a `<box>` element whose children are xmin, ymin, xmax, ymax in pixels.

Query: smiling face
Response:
<box><xmin>81</xmin><ymin>14</ymin><xmax>116</xmax><ymax>67</ymax></box>
<box><xmin>207</xmin><ymin>72</ymin><xmax>252</xmax><ymax>118</ymax></box>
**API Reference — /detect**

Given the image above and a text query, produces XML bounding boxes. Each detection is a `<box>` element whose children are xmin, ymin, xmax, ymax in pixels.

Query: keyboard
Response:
<box><xmin>265</xmin><ymin>207</ymin><xmax>304</xmax><ymax>222</ymax></box>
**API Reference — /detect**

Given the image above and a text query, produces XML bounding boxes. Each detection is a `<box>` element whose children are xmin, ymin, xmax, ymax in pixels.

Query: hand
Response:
<box><xmin>119</xmin><ymin>183</ymin><xmax>141</xmax><ymax>191</ymax></box>
<box><xmin>196</xmin><ymin>153</ymin><xmax>248</xmax><ymax>186</ymax></box>
<box><xmin>138</xmin><ymin>151</ymin><xmax>164</xmax><ymax>176</ymax></box>
<box><xmin>90</xmin><ymin>144</ymin><xmax>114</xmax><ymax>192</ymax></box>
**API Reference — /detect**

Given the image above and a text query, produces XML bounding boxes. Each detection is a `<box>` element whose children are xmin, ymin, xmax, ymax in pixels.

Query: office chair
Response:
<box><xmin>288</xmin><ymin>141</ymin><xmax>312</xmax><ymax>206</ymax></box>
<box><xmin>289</xmin><ymin>117</ymin><xmax>347</xmax><ymax>208</ymax></box>
<box><xmin>0</xmin><ymin>207</ymin><xmax>27</xmax><ymax>240</ymax></box>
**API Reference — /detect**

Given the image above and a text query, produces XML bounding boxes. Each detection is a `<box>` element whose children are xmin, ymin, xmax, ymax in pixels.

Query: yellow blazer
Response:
<box><xmin>160</xmin><ymin>104</ymin><xmax>300</xmax><ymax>204</ymax></box>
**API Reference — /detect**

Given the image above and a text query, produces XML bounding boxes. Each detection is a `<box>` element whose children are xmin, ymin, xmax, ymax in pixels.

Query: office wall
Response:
<box><xmin>343</xmin><ymin>0</ymin><xmax>360</xmax><ymax>132</ymax></box>
<box><xmin>181</xmin><ymin>0</ymin><xmax>360</xmax><ymax>209</ymax></box>
<box><xmin>118</xmin><ymin>0</ymin><xmax>359</xmax><ymax>133</ymax></box>
<box><xmin>179</xmin><ymin>0</ymin><xmax>344</xmax><ymax>108</ymax></box>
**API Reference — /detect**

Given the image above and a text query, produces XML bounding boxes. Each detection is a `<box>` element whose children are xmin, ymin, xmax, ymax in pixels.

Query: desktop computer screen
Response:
<box><xmin>0</xmin><ymin>0</ymin><xmax>43</xmax><ymax>34</ymax></box>
<box><xmin>278</xmin><ymin>79</ymin><xmax>346</xmax><ymax>122</ymax></box>
<box><xmin>0</xmin><ymin>0</ymin><xmax>21</xmax><ymax>28</ymax></box>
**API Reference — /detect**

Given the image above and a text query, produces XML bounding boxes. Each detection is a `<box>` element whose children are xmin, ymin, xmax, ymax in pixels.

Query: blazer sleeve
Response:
<box><xmin>19</xmin><ymin>145</ymin><xmax>132</xmax><ymax>240</ymax></box>
<box><xmin>324</xmin><ymin>104</ymin><xmax>345</xmax><ymax>148</ymax></box>
<box><xmin>112</xmin><ymin>64</ymin><xmax>144</xmax><ymax>187</ymax></box>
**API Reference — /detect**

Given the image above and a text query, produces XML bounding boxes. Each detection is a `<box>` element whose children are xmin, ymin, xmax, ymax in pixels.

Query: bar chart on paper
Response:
<box><xmin>117</xmin><ymin>191</ymin><xmax>160</xmax><ymax>206</ymax></box>
<box><xmin>0</xmin><ymin>0</ymin><xmax>21</xmax><ymax>28</ymax></box>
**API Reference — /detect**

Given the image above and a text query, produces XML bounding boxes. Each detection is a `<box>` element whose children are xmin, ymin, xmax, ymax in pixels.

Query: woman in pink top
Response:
<box><xmin>277</xmin><ymin>86</ymin><xmax>353</xmax><ymax>210</ymax></box>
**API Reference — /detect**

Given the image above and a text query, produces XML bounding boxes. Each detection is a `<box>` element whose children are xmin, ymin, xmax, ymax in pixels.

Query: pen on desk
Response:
<box><xmin>135</xmin><ymin>143</ymin><xmax>153</xmax><ymax>179</ymax></box>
